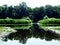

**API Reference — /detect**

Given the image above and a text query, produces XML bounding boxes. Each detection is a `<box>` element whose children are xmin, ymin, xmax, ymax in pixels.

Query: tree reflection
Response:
<box><xmin>3</xmin><ymin>24</ymin><xmax>60</xmax><ymax>44</ymax></box>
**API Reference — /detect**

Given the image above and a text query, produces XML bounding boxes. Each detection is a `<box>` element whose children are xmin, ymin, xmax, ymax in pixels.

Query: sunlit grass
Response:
<box><xmin>0</xmin><ymin>27</ymin><xmax>15</xmax><ymax>33</ymax></box>
<box><xmin>38</xmin><ymin>25</ymin><xmax>60</xmax><ymax>31</ymax></box>
<box><xmin>51</xmin><ymin>27</ymin><xmax>60</xmax><ymax>30</ymax></box>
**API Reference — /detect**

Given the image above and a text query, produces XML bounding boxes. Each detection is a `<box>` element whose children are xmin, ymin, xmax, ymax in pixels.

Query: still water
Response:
<box><xmin>0</xmin><ymin>24</ymin><xmax>60</xmax><ymax>45</ymax></box>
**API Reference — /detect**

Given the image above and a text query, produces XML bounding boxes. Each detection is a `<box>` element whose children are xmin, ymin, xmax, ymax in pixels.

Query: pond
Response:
<box><xmin>0</xmin><ymin>24</ymin><xmax>60</xmax><ymax>45</ymax></box>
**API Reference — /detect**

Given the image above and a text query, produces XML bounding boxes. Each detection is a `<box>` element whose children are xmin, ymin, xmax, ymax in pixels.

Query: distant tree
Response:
<box><xmin>3</xmin><ymin>5</ymin><xmax>8</xmax><ymax>17</ymax></box>
<box><xmin>18</xmin><ymin>2</ymin><xmax>29</xmax><ymax>18</ymax></box>
<box><xmin>0</xmin><ymin>2</ymin><xmax>60</xmax><ymax>22</ymax></box>
<box><xmin>0</xmin><ymin>5</ymin><xmax>8</xmax><ymax>18</ymax></box>
<box><xmin>45</xmin><ymin>5</ymin><xmax>54</xmax><ymax>18</ymax></box>
<box><xmin>27</xmin><ymin>7</ymin><xmax>33</xmax><ymax>19</ymax></box>
<box><xmin>7</xmin><ymin>6</ymin><xmax>13</xmax><ymax>18</ymax></box>
<box><xmin>53</xmin><ymin>6</ymin><xmax>60</xmax><ymax>18</ymax></box>
<box><xmin>0</xmin><ymin>6</ymin><xmax>3</xmax><ymax>18</ymax></box>
<box><xmin>13</xmin><ymin>6</ymin><xmax>19</xmax><ymax>18</ymax></box>
<box><xmin>33</xmin><ymin>7</ymin><xmax>45</xmax><ymax>22</ymax></box>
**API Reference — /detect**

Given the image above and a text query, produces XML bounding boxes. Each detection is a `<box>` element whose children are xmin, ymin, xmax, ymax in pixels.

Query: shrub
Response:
<box><xmin>38</xmin><ymin>18</ymin><xmax>60</xmax><ymax>26</ymax></box>
<box><xmin>0</xmin><ymin>17</ymin><xmax>32</xmax><ymax>24</ymax></box>
<box><xmin>43</xmin><ymin>15</ymin><xmax>49</xmax><ymax>19</ymax></box>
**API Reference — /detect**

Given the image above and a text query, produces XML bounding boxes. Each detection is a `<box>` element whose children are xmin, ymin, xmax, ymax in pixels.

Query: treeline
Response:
<box><xmin>0</xmin><ymin>2</ymin><xmax>60</xmax><ymax>22</ymax></box>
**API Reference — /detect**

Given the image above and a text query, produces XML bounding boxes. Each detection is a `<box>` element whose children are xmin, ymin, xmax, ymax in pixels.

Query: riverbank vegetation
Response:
<box><xmin>0</xmin><ymin>2</ymin><xmax>60</xmax><ymax>23</ymax></box>
<box><xmin>38</xmin><ymin>18</ymin><xmax>60</xmax><ymax>31</ymax></box>
<box><xmin>0</xmin><ymin>17</ymin><xmax>32</xmax><ymax>24</ymax></box>
<box><xmin>0</xmin><ymin>2</ymin><xmax>60</xmax><ymax>31</ymax></box>
<box><xmin>38</xmin><ymin>18</ymin><xmax>60</xmax><ymax>26</ymax></box>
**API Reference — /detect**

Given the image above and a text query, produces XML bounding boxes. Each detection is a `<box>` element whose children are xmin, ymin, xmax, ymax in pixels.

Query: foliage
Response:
<box><xmin>32</xmin><ymin>7</ymin><xmax>45</xmax><ymax>22</ymax></box>
<box><xmin>0</xmin><ymin>2</ymin><xmax>60</xmax><ymax>22</ymax></box>
<box><xmin>43</xmin><ymin>15</ymin><xmax>49</xmax><ymax>19</ymax></box>
<box><xmin>38</xmin><ymin>18</ymin><xmax>60</xmax><ymax>26</ymax></box>
<box><xmin>0</xmin><ymin>17</ymin><xmax>32</xmax><ymax>24</ymax></box>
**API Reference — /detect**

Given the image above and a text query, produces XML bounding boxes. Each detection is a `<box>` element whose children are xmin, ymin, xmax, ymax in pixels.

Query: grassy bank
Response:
<box><xmin>38</xmin><ymin>18</ymin><xmax>60</xmax><ymax>31</ymax></box>
<box><xmin>38</xmin><ymin>18</ymin><xmax>60</xmax><ymax>26</ymax></box>
<box><xmin>0</xmin><ymin>27</ymin><xmax>16</xmax><ymax>33</ymax></box>
<box><xmin>0</xmin><ymin>17</ymin><xmax>32</xmax><ymax>24</ymax></box>
<box><xmin>51</xmin><ymin>27</ymin><xmax>60</xmax><ymax>30</ymax></box>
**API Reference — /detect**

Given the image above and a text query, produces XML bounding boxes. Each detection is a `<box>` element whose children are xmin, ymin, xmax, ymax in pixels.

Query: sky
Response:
<box><xmin>0</xmin><ymin>38</ymin><xmax>60</xmax><ymax>45</ymax></box>
<box><xmin>0</xmin><ymin>0</ymin><xmax>60</xmax><ymax>8</ymax></box>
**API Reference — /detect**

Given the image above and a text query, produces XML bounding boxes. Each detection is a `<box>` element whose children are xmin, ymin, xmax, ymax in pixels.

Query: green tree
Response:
<box><xmin>33</xmin><ymin>7</ymin><xmax>45</xmax><ymax>22</ymax></box>
<box><xmin>7</xmin><ymin>6</ymin><xmax>13</xmax><ymax>18</ymax></box>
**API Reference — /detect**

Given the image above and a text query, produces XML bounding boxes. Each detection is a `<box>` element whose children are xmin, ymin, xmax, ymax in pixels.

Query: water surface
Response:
<box><xmin>0</xmin><ymin>24</ymin><xmax>60</xmax><ymax>45</ymax></box>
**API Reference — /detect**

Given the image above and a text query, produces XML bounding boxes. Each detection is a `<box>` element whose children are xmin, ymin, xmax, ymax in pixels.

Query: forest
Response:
<box><xmin>0</xmin><ymin>2</ymin><xmax>60</xmax><ymax>23</ymax></box>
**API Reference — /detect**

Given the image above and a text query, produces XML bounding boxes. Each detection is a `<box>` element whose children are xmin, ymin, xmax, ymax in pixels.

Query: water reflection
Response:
<box><xmin>2</xmin><ymin>24</ymin><xmax>60</xmax><ymax>44</ymax></box>
<box><xmin>31</xmin><ymin>24</ymin><xmax>60</xmax><ymax>41</ymax></box>
<box><xmin>5</xmin><ymin>30</ymin><xmax>31</xmax><ymax>44</ymax></box>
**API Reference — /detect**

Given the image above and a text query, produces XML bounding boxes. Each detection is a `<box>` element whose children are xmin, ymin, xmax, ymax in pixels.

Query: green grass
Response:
<box><xmin>0</xmin><ymin>27</ymin><xmax>14</xmax><ymax>33</ymax></box>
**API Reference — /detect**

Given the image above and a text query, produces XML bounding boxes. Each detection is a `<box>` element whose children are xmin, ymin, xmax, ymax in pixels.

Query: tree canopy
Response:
<box><xmin>0</xmin><ymin>2</ymin><xmax>60</xmax><ymax>22</ymax></box>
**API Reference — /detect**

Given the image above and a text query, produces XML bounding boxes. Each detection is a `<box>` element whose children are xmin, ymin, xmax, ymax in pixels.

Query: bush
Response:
<box><xmin>38</xmin><ymin>18</ymin><xmax>60</xmax><ymax>26</ymax></box>
<box><xmin>43</xmin><ymin>15</ymin><xmax>49</xmax><ymax>19</ymax></box>
<box><xmin>0</xmin><ymin>17</ymin><xmax>32</xmax><ymax>24</ymax></box>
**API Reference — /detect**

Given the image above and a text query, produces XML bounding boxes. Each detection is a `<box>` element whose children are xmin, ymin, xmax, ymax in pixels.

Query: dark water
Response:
<box><xmin>0</xmin><ymin>24</ymin><xmax>60</xmax><ymax>45</ymax></box>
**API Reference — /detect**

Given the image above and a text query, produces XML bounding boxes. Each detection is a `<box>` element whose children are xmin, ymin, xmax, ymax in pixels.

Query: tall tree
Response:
<box><xmin>18</xmin><ymin>2</ymin><xmax>29</xmax><ymax>18</ymax></box>
<box><xmin>7</xmin><ymin>6</ymin><xmax>13</xmax><ymax>18</ymax></box>
<box><xmin>33</xmin><ymin>7</ymin><xmax>45</xmax><ymax>22</ymax></box>
<box><xmin>45</xmin><ymin>5</ymin><xmax>54</xmax><ymax>18</ymax></box>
